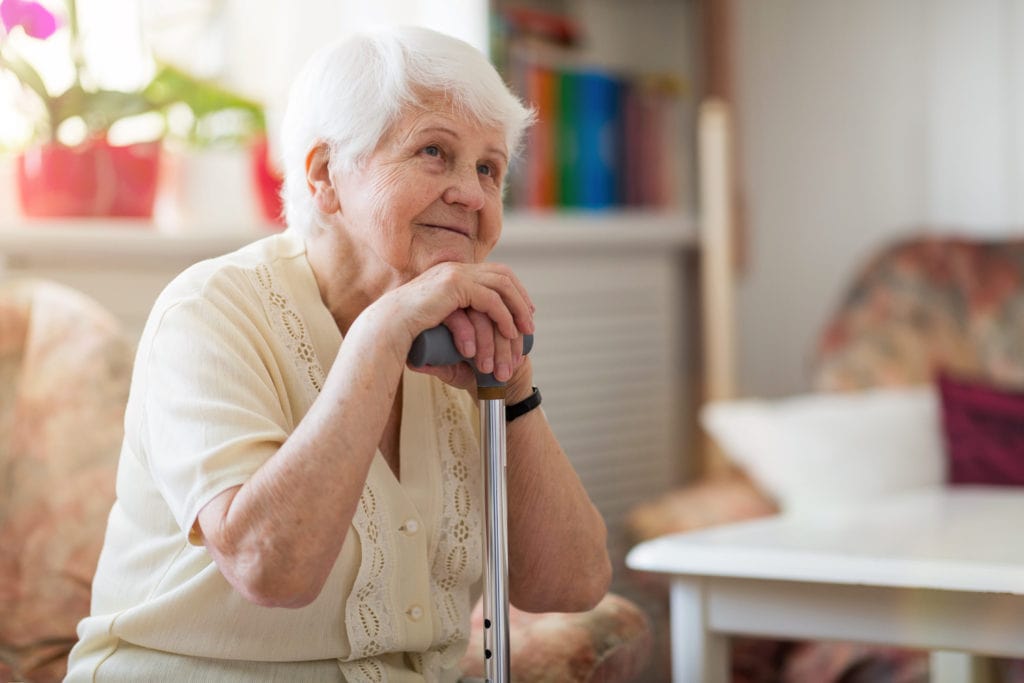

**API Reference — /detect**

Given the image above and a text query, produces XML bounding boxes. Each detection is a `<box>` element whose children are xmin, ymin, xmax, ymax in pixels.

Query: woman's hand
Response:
<box><xmin>413</xmin><ymin>307</ymin><xmax>535</xmax><ymax>394</ymax></box>
<box><xmin>365</xmin><ymin>261</ymin><xmax>535</xmax><ymax>392</ymax></box>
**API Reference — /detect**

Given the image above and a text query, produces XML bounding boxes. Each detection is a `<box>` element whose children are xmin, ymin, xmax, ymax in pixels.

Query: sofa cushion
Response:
<box><xmin>0</xmin><ymin>280</ymin><xmax>131</xmax><ymax>683</ymax></box>
<box><xmin>938</xmin><ymin>372</ymin><xmax>1024</xmax><ymax>485</ymax></box>
<box><xmin>700</xmin><ymin>386</ymin><xmax>944</xmax><ymax>513</ymax></box>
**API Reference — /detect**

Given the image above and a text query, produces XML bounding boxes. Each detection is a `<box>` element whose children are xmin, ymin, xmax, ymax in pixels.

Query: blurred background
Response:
<box><xmin>2</xmin><ymin>1</ymin><xmax>1024</xmax><ymax>679</ymax></box>
<box><xmin>4</xmin><ymin>0</ymin><xmax>1021</xmax><ymax>395</ymax></box>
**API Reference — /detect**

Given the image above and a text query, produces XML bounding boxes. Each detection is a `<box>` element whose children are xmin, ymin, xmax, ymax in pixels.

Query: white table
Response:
<box><xmin>626</xmin><ymin>487</ymin><xmax>1024</xmax><ymax>683</ymax></box>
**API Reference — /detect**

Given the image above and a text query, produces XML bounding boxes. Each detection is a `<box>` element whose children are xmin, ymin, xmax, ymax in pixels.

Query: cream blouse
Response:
<box><xmin>66</xmin><ymin>232</ymin><xmax>484</xmax><ymax>682</ymax></box>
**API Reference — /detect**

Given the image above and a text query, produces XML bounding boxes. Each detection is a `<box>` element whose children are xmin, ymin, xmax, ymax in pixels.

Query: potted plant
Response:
<box><xmin>144</xmin><ymin>64</ymin><xmax>284</xmax><ymax>230</ymax></box>
<box><xmin>1</xmin><ymin>0</ymin><xmax>167</xmax><ymax>218</ymax></box>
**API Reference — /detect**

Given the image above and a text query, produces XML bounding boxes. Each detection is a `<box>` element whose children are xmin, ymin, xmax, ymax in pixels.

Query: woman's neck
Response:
<box><xmin>303</xmin><ymin>227</ymin><xmax>395</xmax><ymax>335</ymax></box>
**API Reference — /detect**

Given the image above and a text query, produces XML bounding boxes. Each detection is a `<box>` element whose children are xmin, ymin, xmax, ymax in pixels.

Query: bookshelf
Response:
<box><xmin>492</xmin><ymin>0</ymin><xmax>697</xmax><ymax>213</ymax></box>
<box><xmin>491</xmin><ymin>6</ymin><xmax>702</xmax><ymax>677</ymax></box>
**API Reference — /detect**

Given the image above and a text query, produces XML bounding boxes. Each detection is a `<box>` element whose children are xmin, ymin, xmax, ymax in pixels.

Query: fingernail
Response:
<box><xmin>462</xmin><ymin>339</ymin><xmax>476</xmax><ymax>358</ymax></box>
<box><xmin>496</xmin><ymin>362</ymin><xmax>510</xmax><ymax>381</ymax></box>
<box><xmin>479</xmin><ymin>357</ymin><xmax>493</xmax><ymax>374</ymax></box>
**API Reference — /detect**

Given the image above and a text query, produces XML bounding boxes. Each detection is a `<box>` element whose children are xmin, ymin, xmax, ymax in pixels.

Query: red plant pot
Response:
<box><xmin>17</xmin><ymin>138</ymin><xmax>161</xmax><ymax>219</ymax></box>
<box><xmin>251</xmin><ymin>135</ymin><xmax>285</xmax><ymax>228</ymax></box>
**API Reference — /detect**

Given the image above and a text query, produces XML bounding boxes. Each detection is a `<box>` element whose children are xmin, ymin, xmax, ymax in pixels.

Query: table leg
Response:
<box><xmin>669</xmin><ymin>577</ymin><xmax>728</xmax><ymax>683</ymax></box>
<box><xmin>930</xmin><ymin>651</ymin><xmax>994</xmax><ymax>683</ymax></box>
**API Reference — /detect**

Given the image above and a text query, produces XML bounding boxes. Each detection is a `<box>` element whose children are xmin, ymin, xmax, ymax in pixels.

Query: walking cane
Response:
<box><xmin>409</xmin><ymin>325</ymin><xmax>534</xmax><ymax>683</ymax></box>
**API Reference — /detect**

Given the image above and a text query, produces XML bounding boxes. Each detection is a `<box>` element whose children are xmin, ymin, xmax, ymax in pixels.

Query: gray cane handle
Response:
<box><xmin>408</xmin><ymin>325</ymin><xmax>534</xmax><ymax>388</ymax></box>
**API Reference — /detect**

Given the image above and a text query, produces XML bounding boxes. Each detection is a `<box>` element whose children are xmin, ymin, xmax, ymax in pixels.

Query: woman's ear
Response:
<box><xmin>306</xmin><ymin>143</ymin><xmax>340</xmax><ymax>214</ymax></box>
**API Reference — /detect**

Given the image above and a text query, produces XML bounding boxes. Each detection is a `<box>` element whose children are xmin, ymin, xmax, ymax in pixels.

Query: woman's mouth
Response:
<box><xmin>423</xmin><ymin>223</ymin><xmax>470</xmax><ymax>237</ymax></box>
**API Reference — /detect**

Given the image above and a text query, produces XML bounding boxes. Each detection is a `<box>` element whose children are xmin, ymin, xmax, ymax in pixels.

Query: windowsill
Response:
<box><xmin>0</xmin><ymin>208</ymin><xmax>697</xmax><ymax>267</ymax></box>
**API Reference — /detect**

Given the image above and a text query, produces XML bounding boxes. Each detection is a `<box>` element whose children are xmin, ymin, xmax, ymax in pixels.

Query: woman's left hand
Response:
<box><xmin>412</xmin><ymin>308</ymin><xmax>533</xmax><ymax>401</ymax></box>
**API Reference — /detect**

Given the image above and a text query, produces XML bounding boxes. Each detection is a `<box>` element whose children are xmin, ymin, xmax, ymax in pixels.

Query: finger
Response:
<box><xmin>468</xmin><ymin>309</ymin><xmax>495</xmax><ymax>375</ymax></box>
<box><xmin>414</xmin><ymin>262</ymin><xmax>532</xmax><ymax>341</ymax></box>
<box><xmin>443</xmin><ymin>309</ymin><xmax>476</xmax><ymax>360</ymax></box>
<box><xmin>510</xmin><ymin>333</ymin><xmax>525</xmax><ymax>368</ymax></box>
<box><xmin>430</xmin><ymin>266</ymin><xmax>518</xmax><ymax>340</ymax></box>
<box><xmin>475</xmin><ymin>267</ymin><xmax>534</xmax><ymax>335</ymax></box>
<box><xmin>492</xmin><ymin>262</ymin><xmax>536</xmax><ymax>319</ymax></box>
<box><xmin>492</xmin><ymin>328</ymin><xmax>514</xmax><ymax>383</ymax></box>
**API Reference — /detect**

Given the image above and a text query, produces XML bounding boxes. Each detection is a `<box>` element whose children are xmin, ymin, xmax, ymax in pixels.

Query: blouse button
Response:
<box><xmin>407</xmin><ymin>604</ymin><xmax>424</xmax><ymax>622</ymax></box>
<box><xmin>402</xmin><ymin>519</ymin><xmax>420</xmax><ymax>535</ymax></box>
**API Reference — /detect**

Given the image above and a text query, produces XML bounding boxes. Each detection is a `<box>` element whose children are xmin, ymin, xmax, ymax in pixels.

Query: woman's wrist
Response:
<box><xmin>353</xmin><ymin>295</ymin><xmax>419</xmax><ymax>365</ymax></box>
<box><xmin>504</xmin><ymin>356</ymin><xmax>534</xmax><ymax>405</ymax></box>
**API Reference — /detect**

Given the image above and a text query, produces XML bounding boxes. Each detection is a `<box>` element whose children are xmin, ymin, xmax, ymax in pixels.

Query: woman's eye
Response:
<box><xmin>423</xmin><ymin>145</ymin><xmax>441</xmax><ymax>157</ymax></box>
<box><xmin>477</xmin><ymin>163</ymin><xmax>494</xmax><ymax>177</ymax></box>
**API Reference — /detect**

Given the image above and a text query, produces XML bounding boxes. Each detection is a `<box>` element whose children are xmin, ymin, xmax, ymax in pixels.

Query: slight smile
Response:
<box><xmin>421</xmin><ymin>223</ymin><xmax>471</xmax><ymax>237</ymax></box>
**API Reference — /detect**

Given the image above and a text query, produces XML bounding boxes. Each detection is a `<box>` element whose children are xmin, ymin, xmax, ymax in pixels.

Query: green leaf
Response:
<box><xmin>83</xmin><ymin>89</ymin><xmax>156</xmax><ymax>130</ymax></box>
<box><xmin>145</xmin><ymin>64</ymin><xmax>265</xmax><ymax>127</ymax></box>
<box><xmin>49</xmin><ymin>84</ymin><xmax>87</xmax><ymax>124</ymax></box>
<box><xmin>2</xmin><ymin>49</ymin><xmax>267</xmax><ymax>142</ymax></box>
<box><xmin>50</xmin><ymin>84</ymin><xmax>156</xmax><ymax>134</ymax></box>
<box><xmin>0</xmin><ymin>52</ymin><xmax>50</xmax><ymax>107</ymax></box>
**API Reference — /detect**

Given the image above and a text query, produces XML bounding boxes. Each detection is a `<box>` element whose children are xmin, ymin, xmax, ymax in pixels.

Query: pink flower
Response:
<box><xmin>0</xmin><ymin>0</ymin><xmax>58</xmax><ymax>40</ymax></box>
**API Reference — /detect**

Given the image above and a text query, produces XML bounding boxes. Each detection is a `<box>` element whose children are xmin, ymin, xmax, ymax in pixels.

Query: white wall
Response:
<box><xmin>734</xmin><ymin>0</ymin><xmax>1024</xmax><ymax>397</ymax></box>
<box><xmin>139</xmin><ymin>1</ymin><xmax>488</xmax><ymax>161</ymax></box>
<box><xmin>922</xmin><ymin>0</ymin><xmax>1024</xmax><ymax>226</ymax></box>
<box><xmin>218</xmin><ymin>0</ymin><xmax>488</xmax><ymax>122</ymax></box>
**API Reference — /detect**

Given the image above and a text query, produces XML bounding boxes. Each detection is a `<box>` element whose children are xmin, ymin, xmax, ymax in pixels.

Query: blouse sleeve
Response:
<box><xmin>137</xmin><ymin>285</ymin><xmax>291</xmax><ymax>539</ymax></box>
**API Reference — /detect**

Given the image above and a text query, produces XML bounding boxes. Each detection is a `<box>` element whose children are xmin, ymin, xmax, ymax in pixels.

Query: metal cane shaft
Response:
<box><xmin>480</xmin><ymin>394</ymin><xmax>509</xmax><ymax>683</ymax></box>
<box><xmin>409</xmin><ymin>325</ymin><xmax>534</xmax><ymax>683</ymax></box>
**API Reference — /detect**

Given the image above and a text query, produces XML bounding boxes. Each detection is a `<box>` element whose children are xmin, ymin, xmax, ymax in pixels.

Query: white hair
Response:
<box><xmin>279</xmin><ymin>25</ymin><xmax>535</xmax><ymax>235</ymax></box>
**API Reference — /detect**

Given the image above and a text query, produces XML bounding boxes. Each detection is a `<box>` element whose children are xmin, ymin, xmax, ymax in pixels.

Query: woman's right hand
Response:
<box><xmin>362</xmin><ymin>261</ymin><xmax>535</xmax><ymax>389</ymax></box>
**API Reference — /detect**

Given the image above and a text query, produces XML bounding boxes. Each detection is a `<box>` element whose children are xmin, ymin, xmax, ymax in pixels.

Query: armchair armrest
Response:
<box><xmin>625</xmin><ymin>472</ymin><xmax>778</xmax><ymax>544</ymax></box>
<box><xmin>459</xmin><ymin>593</ymin><xmax>652</xmax><ymax>683</ymax></box>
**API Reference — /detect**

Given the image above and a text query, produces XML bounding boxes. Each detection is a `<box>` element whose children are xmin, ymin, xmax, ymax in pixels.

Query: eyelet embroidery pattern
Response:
<box><xmin>249</xmin><ymin>261</ymin><xmax>396</xmax><ymax>679</ymax></box>
<box><xmin>423</xmin><ymin>383</ymin><xmax>483</xmax><ymax>671</ymax></box>
<box><xmin>250</xmin><ymin>264</ymin><xmax>325</xmax><ymax>394</ymax></box>
<box><xmin>249</xmin><ymin>257</ymin><xmax>482</xmax><ymax>678</ymax></box>
<box><xmin>342</xmin><ymin>483</ymin><xmax>401</xmax><ymax>667</ymax></box>
<box><xmin>339</xmin><ymin>657</ymin><xmax>385</xmax><ymax>683</ymax></box>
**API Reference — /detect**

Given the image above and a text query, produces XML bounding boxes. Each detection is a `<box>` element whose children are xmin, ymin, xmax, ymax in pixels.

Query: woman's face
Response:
<box><xmin>331</xmin><ymin>99</ymin><xmax>509</xmax><ymax>285</ymax></box>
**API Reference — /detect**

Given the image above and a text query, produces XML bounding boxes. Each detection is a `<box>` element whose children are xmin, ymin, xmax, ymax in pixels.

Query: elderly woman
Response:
<box><xmin>66</xmin><ymin>25</ymin><xmax>610</xmax><ymax>683</ymax></box>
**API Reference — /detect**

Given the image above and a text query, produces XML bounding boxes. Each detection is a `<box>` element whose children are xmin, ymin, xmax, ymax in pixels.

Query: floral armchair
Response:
<box><xmin>0</xmin><ymin>279</ymin><xmax>132</xmax><ymax>683</ymax></box>
<box><xmin>627</xmin><ymin>234</ymin><xmax>1024</xmax><ymax>682</ymax></box>
<box><xmin>0</xmin><ymin>278</ymin><xmax>651</xmax><ymax>683</ymax></box>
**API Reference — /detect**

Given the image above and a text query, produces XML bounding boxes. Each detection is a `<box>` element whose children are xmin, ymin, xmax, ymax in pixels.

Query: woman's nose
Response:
<box><xmin>442</xmin><ymin>164</ymin><xmax>486</xmax><ymax>211</ymax></box>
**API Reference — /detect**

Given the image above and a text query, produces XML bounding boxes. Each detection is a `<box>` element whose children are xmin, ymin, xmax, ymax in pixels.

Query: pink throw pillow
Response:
<box><xmin>938</xmin><ymin>373</ymin><xmax>1024</xmax><ymax>485</ymax></box>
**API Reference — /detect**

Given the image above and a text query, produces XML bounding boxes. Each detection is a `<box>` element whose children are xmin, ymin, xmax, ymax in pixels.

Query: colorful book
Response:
<box><xmin>522</xmin><ymin>63</ymin><xmax>559</xmax><ymax>208</ymax></box>
<box><xmin>556</xmin><ymin>69</ymin><xmax>580</xmax><ymax>207</ymax></box>
<box><xmin>574</xmin><ymin>70</ymin><xmax>622</xmax><ymax>209</ymax></box>
<box><xmin>497</xmin><ymin>24</ymin><xmax>687</xmax><ymax>211</ymax></box>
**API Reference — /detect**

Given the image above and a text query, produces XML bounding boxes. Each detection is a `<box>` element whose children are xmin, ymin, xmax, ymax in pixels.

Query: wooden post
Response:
<box><xmin>698</xmin><ymin>98</ymin><xmax>737</xmax><ymax>477</ymax></box>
